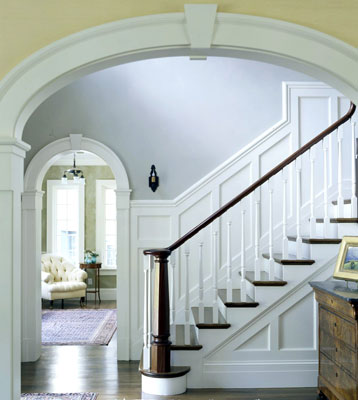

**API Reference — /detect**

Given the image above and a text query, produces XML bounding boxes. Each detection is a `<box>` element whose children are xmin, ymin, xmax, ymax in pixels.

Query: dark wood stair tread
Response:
<box><xmin>140</xmin><ymin>366</ymin><xmax>191</xmax><ymax>378</ymax></box>
<box><xmin>288</xmin><ymin>235</ymin><xmax>341</xmax><ymax>245</ymax></box>
<box><xmin>192</xmin><ymin>306</ymin><xmax>230</xmax><ymax>329</ymax></box>
<box><xmin>262</xmin><ymin>252</ymin><xmax>315</xmax><ymax>265</ymax></box>
<box><xmin>316</xmin><ymin>218</ymin><xmax>358</xmax><ymax>223</ymax></box>
<box><xmin>241</xmin><ymin>271</ymin><xmax>287</xmax><ymax>286</ymax></box>
<box><xmin>332</xmin><ymin>199</ymin><xmax>352</xmax><ymax>205</ymax></box>
<box><xmin>171</xmin><ymin>325</ymin><xmax>202</xmax><ymax>351</ymax></box>
<box><xmin>218</xmin><ymin>288</ymin><xmax>259</xmax><ymax>308</ymax></box>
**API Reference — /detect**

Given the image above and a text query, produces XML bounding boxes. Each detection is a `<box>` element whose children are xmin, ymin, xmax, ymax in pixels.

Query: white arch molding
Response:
<box><xmin>0</xmin><ymin>4</ymin><xmax>357</xmax><ymax>398</ymax></box>
<box><xmin>22</xmin><ymin>135</ymin><xmax>131</xmax><ymax>362</ymax></box>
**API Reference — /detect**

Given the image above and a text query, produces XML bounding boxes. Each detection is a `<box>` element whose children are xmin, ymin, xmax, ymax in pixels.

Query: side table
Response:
<box><xmin>80</xmin><ymin>263</ymin><xmax>102</xmax><ymax>304</ymax></box>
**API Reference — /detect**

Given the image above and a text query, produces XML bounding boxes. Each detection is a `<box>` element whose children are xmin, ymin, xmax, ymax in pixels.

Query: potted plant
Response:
<box><xmin>84</xmin><ymin>250</ymin><xmax>99</xmax><ymax>264</ymax></box>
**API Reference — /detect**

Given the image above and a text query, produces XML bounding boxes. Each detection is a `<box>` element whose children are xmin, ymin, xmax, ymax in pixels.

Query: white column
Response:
<box><xmin>309</xmin><ymin>147</ymin><xmax>316</xmax><ymax>238</ymax></box>
<box><xmin>115</xmin><ymin>189</ymin><xmax>131</xmax><ymax>360</ymax></box>
<box><xmin>0</xmin><ymin>140</ymin><xmax>29</xmax><ymax>400</ymax></box>
<box><xmin>212</xmin><ymin>231</ymin><xmax>219</xmax><ymax>323</ymax></box>
<box><xmin>198</xmin><ymin>241</ymin><xmax>204</xmax><ymax>323</ymax></box>
<box><xmin>268</xmin><ymin>180</ymin><xmax>275</xmax><ymax>280</ymax></box>
<box><xmin>337</xmin><ymin>127</ymin><xmax>344</xmax><ymax>217</ymax></box>
<box><xmin>254</xmin><ymin>188</ymin><xmax>261</xmax><ymax>281</ymax></box>
<box><xmin>240</xmin><ymin>205</ymin><xmax>247</xmax><ymax>301</ymax></box>
<box><xmin>281</xmin><ymin>168</ymin><xmax>288</xmax><ymax>258</ymax></box>
<box><xmin>184</xmin><ymin>243</ymin><xmax>190</xmax><ymax>345</ymax></box>
<box><xmin>351</xmin><ymin>121</ymin><xmax>357</xmax><ymax>217</ymax></box>
<box><xmin>226</xmin><ymin>220</ymin><xmax>233</xmax><ymax>303</ymax></box>
<box><xmin>296</xmin><ymin>157</ymin><xmax>303</xmax><ymax>258</ymax></box>
<box><xmin>323</xmin><ymin>138</ymin><xmax>330</xmax><ymax>238</ymax></box>
<box><xmin>21</xmin><ymin>190</ymin><xmax>43</xmax><ymax>362</ymax></box>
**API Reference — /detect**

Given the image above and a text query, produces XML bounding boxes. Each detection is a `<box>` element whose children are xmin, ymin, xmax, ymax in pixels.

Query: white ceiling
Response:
<box><xmin>52</xmin><ymin>151</ymin><xmax>106</xmax><ymax>166</ymax></box>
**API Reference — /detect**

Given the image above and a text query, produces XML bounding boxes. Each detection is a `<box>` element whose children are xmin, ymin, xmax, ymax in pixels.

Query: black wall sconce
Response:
<box><xmin>149</xmin><ymin>165</ymin><xmax>159</xmax><ymax>192</ymax></box>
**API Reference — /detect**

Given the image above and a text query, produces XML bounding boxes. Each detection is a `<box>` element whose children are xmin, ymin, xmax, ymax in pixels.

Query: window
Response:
<box><xmin>96</xmin><ymin>180</ymin><xmax>117</xmax><ymax>269</ymax></box>
<box><xmin>47</xmin><ymin>181</ymin><xmax>85</xmax><ymax>265</ymax></box>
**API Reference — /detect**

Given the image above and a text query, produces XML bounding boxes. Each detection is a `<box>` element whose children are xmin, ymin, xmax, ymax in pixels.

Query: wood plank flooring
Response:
<box><xmin>22</xmin><ymin>300</ymin><xmax>318</xmax><ymax>399</ymax></box>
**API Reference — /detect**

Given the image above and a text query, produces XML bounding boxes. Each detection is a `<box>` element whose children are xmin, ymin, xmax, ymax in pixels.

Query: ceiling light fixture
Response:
<box><xmin>61</xmin><ymin>153</ymin><xmax>85</xmax><ymax>184</ymax></box>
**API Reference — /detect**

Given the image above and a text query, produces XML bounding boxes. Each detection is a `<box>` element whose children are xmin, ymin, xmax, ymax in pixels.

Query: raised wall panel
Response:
<box><xmin>299</xmin><ymin>97</ymin><xmax>330</xmax><ymax>205</ymax></box>
<box><xmin>235</xmin><ymin>325</ymin><xmax>270</xmax><ymax>351</ymax></box>
<box><xmin>259</xmin><ymin>134</ymin><xmax>292</xmax><ymax>234</ymax></box>
<box><xmin>219</xmin><ymin>163</ymin><xmax>252</xmax><ymax>263</ymax></box>
<box><xmin>137</xmin><ymin>215</ymin><xmax>171</xmax><ymax>241</ymax></box>
<box><xmin>278</xmin><ymin>292</ymin><xmax>315</xmax><ymax>350</ymax></box>
<box><xmin>178</xmin><ymin>193</ymin><xmax>212</xmax><ymax>298</ymax></box>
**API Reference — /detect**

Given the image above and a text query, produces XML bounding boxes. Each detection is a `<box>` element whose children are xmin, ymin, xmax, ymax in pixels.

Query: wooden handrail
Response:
<box><xmin>167</xmin><ymin>101</ymin><xmax>356</xmax><ymax>252</ymax></box>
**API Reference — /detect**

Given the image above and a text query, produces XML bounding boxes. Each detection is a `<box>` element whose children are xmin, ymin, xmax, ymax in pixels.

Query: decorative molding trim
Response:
<box><xmin>184</xmin><ymin>4</ymin><xmax>217</xmax><ymax>49</ymax></box>
<box><xmin>0</xmin><ymin>9</ymin><xmax>357</xmax><ymax>141</ymax></box>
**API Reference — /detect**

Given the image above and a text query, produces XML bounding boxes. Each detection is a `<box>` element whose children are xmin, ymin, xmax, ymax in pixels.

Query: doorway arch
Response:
<box><xmin>1</xmin><ymin>5</ymin><xmax>358</xmax><ymax>398</ymax></box>
<box><xmin>0</xmin><ymin>7</ymin><xmax>358</xmax><ymax>143</ymax></box>
<box><xmin>22</xmin><ymin>135</ymin><xmax>131</xmax><ymax>362</ymax></box>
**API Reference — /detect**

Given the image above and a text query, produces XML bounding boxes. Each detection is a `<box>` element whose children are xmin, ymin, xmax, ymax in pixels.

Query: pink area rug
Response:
<box><xmin>42</xmin><ymin>309</ymin><xmax>116</xmax><ymax>345</ymax></box>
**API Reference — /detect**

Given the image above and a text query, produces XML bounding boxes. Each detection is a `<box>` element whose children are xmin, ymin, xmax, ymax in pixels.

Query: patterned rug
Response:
<box><xmin>21</xmin><ymin>394</ymin><xmax>97</xmax><ymax>400</ymax></box>
<box><xmin>42</xmin><ymin>309</ymin><xmax>117</xmax><ymax>345</ymax></box>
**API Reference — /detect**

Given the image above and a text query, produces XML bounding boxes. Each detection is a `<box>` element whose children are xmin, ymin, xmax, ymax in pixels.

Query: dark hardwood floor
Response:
<box><xmin>22</xmin><ymin>300</ymin><xmax>319</xmax><ymax>399</ymax></box>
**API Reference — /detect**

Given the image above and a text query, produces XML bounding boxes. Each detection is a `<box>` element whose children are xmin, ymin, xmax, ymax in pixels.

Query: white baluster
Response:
<box><xmin>309</xmin><ymin>147</ymin><xmax>316</xmax><ymax>238</ymax></box>
<box><xmin>296</xmin><ymin>157</ymin><xmax>303</xmax><ymax>258</ymax></box>
<box><xmin>351</xmin><ymin>121</ymin><xmax>357</xmax><ymax>217</ymax></box>
<box><xmin>254</xmin><ymin>188</ymin><xmax>261</xmax><ymax>281</ymax></box>
<box><xmin>268</xmin><ymin>179</ymin><xmax>275</xmax><ymax>280</ymax></box>
<box><xmin>198</xmin><ymin>241</ymin><xmax>204</xmax><ymax>323</ymax></box>
<box><xmin>337</xmin><ymin>126</ymin><xmax>344</xmax><ymax>217</ymax></box>
<box><xmin>240</xmin><ymin>205</ymin><xmax>247</xmax><ymax>301</ymax></box>
<box><xmin>282</xmin><ymin>168</ymin><xmax>288</xmax><ymax>258</ymax></box>
<box><xmin>226</xmin><ymin>219</ymin><xmax>233</xmax><ymax>303</ymax></box>
<box><xmin>184</xmin><ymin>243</ymin><xmax>190</xmax><ymax>345</ymax></box>
<box><xmin>169</xmin><ymin>253</ymin><xmax>176</xmax><ymax>344</ymax></box>
<box><xmin>323</xmin><ymin>138</ymin><xmax>330</xmax><ymax>238</ymax></box>
<box><xmin>212</xmin><ymin>231</ymin><xmax>219</xmax><ymax>323</ymax></box>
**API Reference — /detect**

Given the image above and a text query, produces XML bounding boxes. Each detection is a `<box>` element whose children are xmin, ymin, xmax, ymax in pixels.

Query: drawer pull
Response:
<box><xmin>336</xmin><ymin>372</ymin><xmax>338</xmax><ymax>377</ymax></box>
<box><xmin>334</xmin><ymin>322</ymin><xmax>337</xmax><ymax>327</ymax></box>
<box><xmin>336</xmin><ymin>347</ymin><xmax>338</xmax><ymax>352</ymax></box>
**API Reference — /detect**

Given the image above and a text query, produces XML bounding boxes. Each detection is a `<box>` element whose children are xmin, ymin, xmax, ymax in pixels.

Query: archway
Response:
<box><xmin>22</xmin><ymin>135</ymin><xmax>131</xmax><ymax>363</ymax></box>
<box><xmin>1</xmin><ymin>5</ymin><xmax>358</xmax><ymax>399</ymax></box>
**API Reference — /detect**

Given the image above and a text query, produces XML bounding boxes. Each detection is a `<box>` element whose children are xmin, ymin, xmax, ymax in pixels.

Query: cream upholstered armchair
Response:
<box><xmin>41</xmin><ymin>254</ymin><xmax>88</xmax><ymax>308</ymax></box>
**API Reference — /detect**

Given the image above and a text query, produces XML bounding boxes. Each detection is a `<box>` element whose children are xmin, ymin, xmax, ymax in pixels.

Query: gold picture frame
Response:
<box><xmin>333</xmin><ymin>236</ymin><xmax>358</xmax><ymax>282</ymax></box>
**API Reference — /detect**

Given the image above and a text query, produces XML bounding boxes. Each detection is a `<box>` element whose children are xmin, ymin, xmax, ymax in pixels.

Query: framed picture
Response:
<box><xmin>333</xmin><ymin>236</ymin><xmax>358</xmax><ymax>281</ymax></box>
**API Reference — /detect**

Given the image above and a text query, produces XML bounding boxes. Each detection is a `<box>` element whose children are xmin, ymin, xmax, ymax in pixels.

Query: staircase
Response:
<box><xmin>140</xmin><ymin>102</ymin><xmax>357</xmax><ymax>395</ymax></box>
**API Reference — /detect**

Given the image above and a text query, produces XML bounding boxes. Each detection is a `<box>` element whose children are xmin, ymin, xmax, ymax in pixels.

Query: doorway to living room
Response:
<box><xmin>40</xmin><ymin>150</ymin><xmax>118</xmax><ymax>347</ymax></box>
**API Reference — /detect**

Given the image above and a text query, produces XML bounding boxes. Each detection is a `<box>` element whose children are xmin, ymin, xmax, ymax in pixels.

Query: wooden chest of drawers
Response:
<box><xmin>311</xmin><ymin>281</ymin><xmax>358</xmax><ymax>400</ymax></box>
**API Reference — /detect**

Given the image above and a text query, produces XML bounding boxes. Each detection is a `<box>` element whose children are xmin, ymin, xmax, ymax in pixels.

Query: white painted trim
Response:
<box><xmin>96</xmin><ymin>179</ymin><xmax>117</xmax><ymax>268</ymax></box>
<box><xmin>0</xmin><ymin>10</ymin><xmax>358</xmax><ymax>142</ymax></box>
<box><xmin>142</xmin><ymin>374</ymin><xmax>187</xmax><ymax>396</ymax></box>
<box><xmin>46</xmin><ymin>180</ymin><xmax>85</xmax><ymax>265</ymax></box>
<box><xmin>22</xmin><ymin>135</ymin><xmax>131</xmax><ymax>363</ymax></box>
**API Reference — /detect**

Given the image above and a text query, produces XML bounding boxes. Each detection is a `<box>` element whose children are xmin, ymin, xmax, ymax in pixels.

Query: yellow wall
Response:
<box><xmin>1</xmin><ymin>0</ymin><xmax>358</xmax><ymax>80</ymax></box>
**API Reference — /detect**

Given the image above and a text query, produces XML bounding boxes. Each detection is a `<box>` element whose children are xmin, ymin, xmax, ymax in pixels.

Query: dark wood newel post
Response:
<box><xmin>143</xmin><ymin>248</ymin><xmax>172</xmax><ymax>373</ymax></box>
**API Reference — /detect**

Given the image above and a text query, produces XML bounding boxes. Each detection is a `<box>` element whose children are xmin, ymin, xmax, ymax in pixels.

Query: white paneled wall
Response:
<box><xmin>129</xmin><ymin>82</ymin><xmax>357</xmax><ymax>358</ymax></box>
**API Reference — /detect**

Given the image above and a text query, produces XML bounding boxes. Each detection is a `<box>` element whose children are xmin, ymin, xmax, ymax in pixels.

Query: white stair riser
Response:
<box><xmin>288</xmin><ymin>240</ymin><xmax>340</xmax><ymax>259</ymax></box>
<box><xmin>337</xmin><ymin>222</ymin><xmax>358</xmax><ymax>236</ymax></box>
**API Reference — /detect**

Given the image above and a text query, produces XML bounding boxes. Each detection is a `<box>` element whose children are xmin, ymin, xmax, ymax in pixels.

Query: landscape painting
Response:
<box><xmin>343</xmin><ymin>246</ymin><xmax>358</xmax><ymax>271</ymax></box>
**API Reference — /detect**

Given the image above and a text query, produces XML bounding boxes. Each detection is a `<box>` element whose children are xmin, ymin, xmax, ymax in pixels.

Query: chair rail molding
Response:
<box><xmin>0</xmin><ymin>8</ymin><xmax>358</xmax><ymax>142</ymax></box>
<box><xmin>22</xmin><ymin>135</ymin><xmax>131</xmax><ymax>362</ymax></box>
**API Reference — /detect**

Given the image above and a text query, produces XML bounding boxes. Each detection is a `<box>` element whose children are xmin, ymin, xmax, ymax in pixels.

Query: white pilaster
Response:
<box><xmin>116</xmin><ymin>189</ymin><xmax>131</xmax><ymax>360</ymax></box>
<box><xmin>0</xmin><ymin>139</ymin><xmax>30</xmax><ymax>400</ymax></box>
<box><xmin>21</xmin><ymin>190</ymin><xmax>43</xmax><ymax>362</ymax></box>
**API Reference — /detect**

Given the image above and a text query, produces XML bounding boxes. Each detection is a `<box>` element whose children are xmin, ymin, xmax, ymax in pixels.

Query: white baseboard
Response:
<box><xmin>188</xmin><ymin>361</ymin><xmax>318</xmax><ymax>388</ymax></box>
<box><xmin>86</xmin><ymin>288</ymin><xmax>117</xmax><ymax>301</ymax></box>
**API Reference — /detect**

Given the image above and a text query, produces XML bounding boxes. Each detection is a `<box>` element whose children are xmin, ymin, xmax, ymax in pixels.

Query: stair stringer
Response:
<box><xmin>172</xmin><ymin>255</ymin><xmax>336</xmax><ymax>388</ymax></box>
